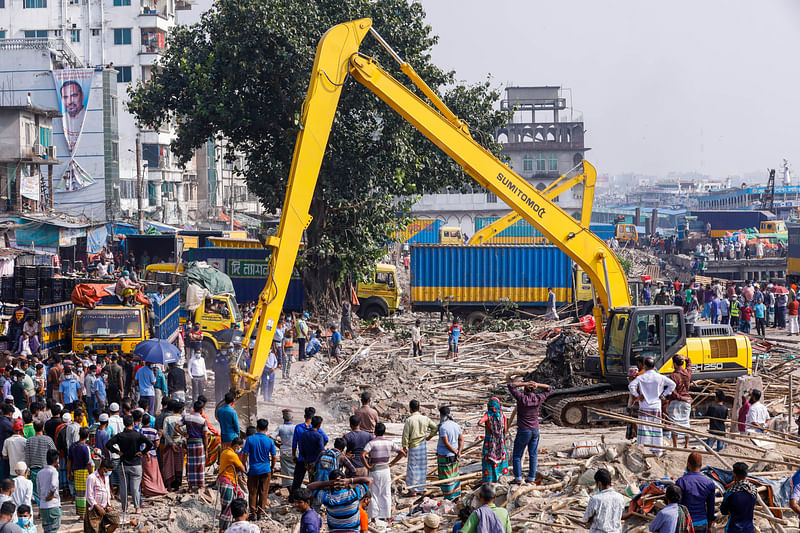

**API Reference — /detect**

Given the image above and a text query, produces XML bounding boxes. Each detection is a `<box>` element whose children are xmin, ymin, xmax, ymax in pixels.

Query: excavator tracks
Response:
<box><xmin>546</xmin><ymin>390</ymin><xmax>631</xmax><ymax>428</ymax></box>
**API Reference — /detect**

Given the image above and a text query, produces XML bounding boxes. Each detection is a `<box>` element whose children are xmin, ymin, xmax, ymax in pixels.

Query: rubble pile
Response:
<box><xmin>527</xmin><ymin>331</ymin><xmax>591</xmax><ymax>389</ymax></box>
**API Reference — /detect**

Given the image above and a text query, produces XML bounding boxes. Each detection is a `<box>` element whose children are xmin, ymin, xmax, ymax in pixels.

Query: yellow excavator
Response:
<box><xmin>468</xmin><ymin>160</ymin><xmax>596</xmax><ymax>245</ymax></box>
<box><xmin>231</xmin><ymin>19</ymin><xmax>752</xmax><ymax>427</ymax></box>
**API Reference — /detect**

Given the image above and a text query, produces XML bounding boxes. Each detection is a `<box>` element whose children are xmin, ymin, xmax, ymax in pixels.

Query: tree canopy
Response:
<box><xmin>128</xmin><ymin>0</ymin><xmax>509</xmax><ymax>307</ymax></box>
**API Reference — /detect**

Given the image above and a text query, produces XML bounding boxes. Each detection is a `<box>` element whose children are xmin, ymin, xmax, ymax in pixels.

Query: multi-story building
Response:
<box><xmin>0</xmin><ymin>46</ymin><xmax>120</xmax><ymax>223</ymax></box>
<box><xmin>410</xmin><ymin>86</ymin><xmax>589</xmax><ymax>236</ymax></box>
<box><xmin>0</xmin><ymin>102</ymin><xmax>60</xmax><ymax>213</ymax></box>
<box><xmin>0</xmin><ymin>0</ymin><xmax>201</xmax><ymax>226</ymax></box>
<box><xmin>182</xmin><ymin>139</ymin><xmax>262</xmax><ymax>229</ymax></box>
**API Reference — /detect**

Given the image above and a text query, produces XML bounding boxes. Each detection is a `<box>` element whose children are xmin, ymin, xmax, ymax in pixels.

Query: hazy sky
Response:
<box><xmin>419</xmin><ymin>0</ymin><xmax>800</xmax><ymax>179</ymax></box>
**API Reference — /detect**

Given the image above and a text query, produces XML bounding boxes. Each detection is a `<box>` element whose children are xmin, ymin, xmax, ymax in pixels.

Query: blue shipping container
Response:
<box><xmin>474</xmin><ymin>217</ymin><xmax>544</xmax><ymax>239</ymax></box>
<box><xmin>589</xmin><ymin>223</ymin><xmax>615</xmax><ymax>241</ymax></box>
<box><xmin>690</xmin><ymin>210</ymin><xmax>771</xmax><ymax>231</ymax></box>
<box><xmin>407</xmin><ymin>219</ymin><xmax>444</xmax><ymax>244</ymax></box>
<box><xmin>410</xmin><ymin>244</ymin><xmax>571</xmax><ymax>311</ymax></box>
<box><xmin>185</xmin><ymin>247</ymin><xmax>305</xmax><ymax>311</ymax></box>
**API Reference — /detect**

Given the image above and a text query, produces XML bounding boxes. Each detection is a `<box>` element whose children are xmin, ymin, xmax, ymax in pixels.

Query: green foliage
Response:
<box><xmin>127</xmin><ymin>0</ymin><xmax>509</xmax><ymax>307</ymax></box>
<box><xmin>616</xmin><ymin>254</ymin><xmax>633</xmax><ymax>276</ymax></box>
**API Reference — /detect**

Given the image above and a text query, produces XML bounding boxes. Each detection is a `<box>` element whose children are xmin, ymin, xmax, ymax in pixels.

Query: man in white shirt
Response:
<box><xmin>583</xmin><ymin>468</ymin><xmax>624</xmax><ymax>533</ymax></box>
<box><xmin>11</xmin><ymin>461</ymin><xmax>32</xmax><ymax>511</ymax></box>
<box><xmin>37</xmin><ymin>449</ymin><xmax>61</xmax><ymax>533</ymax></box>
<box><xmin>85</xmin><ymin>458</ymin><xmax>120</xmax><ymax>533</ymax></box>
<box><xmin>260</xmin><ymin>349</ymin><xmax>278</xmax><ymax>402</ymax></box>
<box><xmin>628</xmin><ymin>357</ymin><xmax>676</xmax><ymax>453</ymax></box>
<box><xmin>746</xmin><ymin>389</ymin><xmax>770</xmax><ymax>433</ymax></box>
<box><xmin>2</xmin><ymin>420</ymin><xmax>26</xmax><ymax>470</ymax></box>
<box><xmin>188</xmin><ymin>348</ymin><xmax>207</xmax><ymax>402</ymax></box>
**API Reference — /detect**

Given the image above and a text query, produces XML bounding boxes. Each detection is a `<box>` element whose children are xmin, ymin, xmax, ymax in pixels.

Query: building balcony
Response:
<box><xmin>495</xmin><ymin>121</ymin><xmax>586</xmax><ymax>150</ymax></box>
<box><xmin>139</xmin><ymin>3</ymin><xmax>173</xmax><ymax>30</ymax></box>
<box><xmin>0</xmin><ymin>38</ymin><xmax>83</xmax><ymax>68</ymax></box>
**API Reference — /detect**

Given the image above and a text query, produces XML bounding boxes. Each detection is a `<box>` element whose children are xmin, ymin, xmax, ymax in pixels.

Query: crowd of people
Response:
<box><xmin>640</xmin><ymin>277</ymin><xmax>800</xmax><ymax>336</ymax></box>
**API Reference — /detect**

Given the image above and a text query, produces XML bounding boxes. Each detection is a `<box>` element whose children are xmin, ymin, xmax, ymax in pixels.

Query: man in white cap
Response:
<box><xmin>12</xmin><ymin>461</ymin><xmax>32</xmax><ymax>510</ymax></box>
<box><xmin>107</xmin><ymin>404</ymin><xmax>123</xmax><ymax>436</ymax></box>
<box><xmin>94</xmin><ymin>413</ymin><xmax>110</xmax><ymax>454</ymax></box>
<box><xmin>423</xmin><ymin>513</ymin><xmax>440</xmax><ymax>533</ymax></box>
<box><xmin>106</xmin><ymin>403</ymin><xmax>124</xmax><ymax>493</ymax></box>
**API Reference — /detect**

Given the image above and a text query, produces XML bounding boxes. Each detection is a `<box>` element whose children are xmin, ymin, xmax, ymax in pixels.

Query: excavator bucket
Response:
<box><xmin>233</xmin><ymin>389</ymin><xmax>259</xmax><ymax>429</ymax></box>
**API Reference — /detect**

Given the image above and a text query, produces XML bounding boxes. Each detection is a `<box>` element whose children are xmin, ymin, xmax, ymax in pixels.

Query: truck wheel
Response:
<box><xmin>466</xmin><ymin>311</ymin><xmax>487</xmax><ymax>329</ymax></box>
<box><xmin>202</xmin><ymin>338</ymin><xmax>217</xmax><ymax>365</ymax></box>
<box><xmin>363</xmin><ymin>305</ymin><xmax>385</xmax><ymax>321</ymax></box>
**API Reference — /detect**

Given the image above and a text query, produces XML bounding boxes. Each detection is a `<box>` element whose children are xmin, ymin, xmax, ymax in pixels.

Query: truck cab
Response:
<box><xmin>760</xmin><ymin>220</ymin><xmax>786</xmax><ymax>234</ymax></box>
<box><xmin>573</xmin><ymin>266</ymin><xmax>594</xmax><ymax>315</ymax></box>
<box><xmin>73</xmin><ymin>305</ymin><xmax>148</xmax><ymax>355</ymax></box>
<box><xmin>356</xmin><ymin>263</ymin><xmax>402</xmax><ymax>320</ymax></box>
<box><xmin>615</xmin><ymin>224</ymin><xmax>638</xmax><ymax>245</ymax></box>
<box><xmin>196</xmin><ymin>294</ymin><xmax>243</xmax><ymax>360</ymax></box>
<box><xmin>72</xmin><ymin>288</ymin><xmax>180</xmax><ymax>355</ymax></box>
<box><xmin>439</xmin><ymin>226</ymin><xmax>463</xmax><ymax>244</ymax></box>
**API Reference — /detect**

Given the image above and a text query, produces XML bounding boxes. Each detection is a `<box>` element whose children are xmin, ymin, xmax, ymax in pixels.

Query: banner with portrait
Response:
<box><xmin>55</xmin><ymin>160</ymin><xmax>96</xmax><ymax>193</ymax></box>
<box><xmin>52</xmin><ymin>69</ymin><xmax>94</xmax><ymax>153</ymax></box>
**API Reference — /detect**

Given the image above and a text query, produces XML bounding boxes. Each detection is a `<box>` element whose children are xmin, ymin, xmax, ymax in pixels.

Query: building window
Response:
<box><xmin>111</xmin><ymin>141</ymin><xmax>119</xmax><ymax>162</ymax></box>
<box><xmin>23</xmin><ymin>0</ymin><xmax>47</xmax><ymax>7</ymax></box>
<box><xmin>113</xmin><ymin>0</ymin><xmax>130</xmax><ymax>4</ymax></box>
<box><xmin>24</xmin><ymin>30</ymin><xmax>48</xmax><ymax>38</ymax></box>
<box><xmin>70</xmin><ymin>29</ymin><xmax>80</xmax><ymax>42</ymax></box>
<box><xmin>38</xmin><ymin>126</ymin><xmax>52</xmax><ymax>147</ymax></box>
<box><xmin>113</xmin><ymin>28</ymin><xmax>132</xmax><ymax>45</ymax></box>
<box><xmin>0</xmin><ymin>1</ymin><xmax>4</xmax><ymax>9</ymax></box>
<box><xmin>486</xmin><ymin>192</ymin><xmax>498</xmax><ymax>203</ymax></box>
<box><xmin>120</xmin><ymin>179</ymin><xmax>136</xmax><ymax>199</ymax></box>
<box><xmin>0</xmin><ymin>32</ymin><xmax>5</xmax><ymax>39</ymax></box>
<box><xmin>548</xmin><ymin>154</ymin><xmax>558</xmax><ymax>171</ymax></box>
<box><xmin>91</xmin><ymin>29</ymin><xmax>100</xmax><ymax>36</ymax></box>
<box><xmin>535</xmin><ymin>154</ymin><xmax>546</xmax><ymax>171</ymax></box>
<box><xmin>523</xmin><ymin>154</ymin><xmax>533</xmax><ymax>172</ymax></box>
<box><xmin>116</xmin><ymin>66</ymin><xmax>132</xmax><ymax>83</ymax></box>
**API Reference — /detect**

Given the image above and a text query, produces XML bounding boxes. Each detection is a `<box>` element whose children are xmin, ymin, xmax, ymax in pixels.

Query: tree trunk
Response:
<box><xmin>303</xmin><ymin>197</ymin><xmax>342</xmax><ymax>315</ymax></box>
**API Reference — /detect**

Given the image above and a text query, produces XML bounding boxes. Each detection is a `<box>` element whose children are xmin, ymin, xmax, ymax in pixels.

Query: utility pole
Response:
<box><xmin>136</xmin><ymin>134</ymin><xmax>144</xmax><ymax>234</ymax></box>
<box><xmin>229</xmin><ymin>165</ymin><xmax>235</xmax><ymax>232</ymax></box>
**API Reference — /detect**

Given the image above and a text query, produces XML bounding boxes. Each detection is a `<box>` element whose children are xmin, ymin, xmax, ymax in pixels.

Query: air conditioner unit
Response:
<box><xmin>33</xmin><ymin>144</ymin><xmax>46</xmax><ymax>157</ymax></box>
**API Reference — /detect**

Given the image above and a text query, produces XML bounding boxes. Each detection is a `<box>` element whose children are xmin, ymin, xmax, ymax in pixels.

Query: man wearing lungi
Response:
<box><xmin>628</xmin><ymin>357</ymin><xmax>676</xmax><ymax>454</ymax></box>
<box><xmin>401</xmin><ymin>400</ymin><xmax>437</xmax><ymax>496</ymax></box>
<box><xmin>666</xmin><ymin>355</ymin><xmax>692</xmax><ymax>448</ymax></box>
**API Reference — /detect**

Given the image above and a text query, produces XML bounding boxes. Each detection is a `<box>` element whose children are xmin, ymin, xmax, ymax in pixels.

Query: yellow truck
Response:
<box><xmin>71</xmin><ymin>288</ymin><xmax>181</xmax><ymax>355</ymax></box>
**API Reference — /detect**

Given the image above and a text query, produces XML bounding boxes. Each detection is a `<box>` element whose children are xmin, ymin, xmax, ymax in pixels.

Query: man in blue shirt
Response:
<box><xmin>135</xmin><ymin>362</ymin><xmax>156</xmax><ymax>415</ymax></box>
<box><xmin>217</xmin><ymin>391</ymin><xmax>240</xmax><ymax>449</ymax></box>
<box><xmin>58</xmin><ymin>367</ymin><xmax>82</xmax><ymax>405</ymax></box>
<box><xmin>649</xmin><ymin>485</ymin><xmax>682</xmax><ymax>533</ymax></box>
<box><xmin>308</xmin><ymin>470</ymin><xmax>372</xmax><ymax>533</ymax></box>
<box><xmin>94</xmin><ymin>368</ymin><xmax>108</xmax><ymax>409</ymax></box>
<box><xmin>720</xmin><ymin>462</ymin><xmax>757</xmax><ymax>533</ymax></box>
<box><xmin>329</xmin><ymin>325</ymin><xmax>342</xmax><ymax>364</ymax></box>
<box><xmin>291</xmin><ymin>414</ymin><xmax>328</xmax><ymax>502</ymax></box>
<box><xmin>676</xmin><ymin>452</ymin><xmax>716</xmax><ymax>532</ymax></box>
<box><xmin>240</xmin><ymin>418</ymin><xmax>277</xmax><ymax>520</ymax></box>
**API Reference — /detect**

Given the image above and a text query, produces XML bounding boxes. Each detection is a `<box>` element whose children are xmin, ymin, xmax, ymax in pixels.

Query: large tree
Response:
<box><xmin>128</xmin><ymin>0</ymin><xmax>509</xmax><ymax>308</ymax></box>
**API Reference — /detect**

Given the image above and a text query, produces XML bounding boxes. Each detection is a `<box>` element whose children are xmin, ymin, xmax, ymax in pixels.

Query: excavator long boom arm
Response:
<box><xmin>238</xmin><ymin>19</ymin><xmax>629</xmax><ymax>393</ymax></box>
<box><xmin>468</xmin><ymin>160</ymin><xmax>597</xmax><ymax>245</ymax></box>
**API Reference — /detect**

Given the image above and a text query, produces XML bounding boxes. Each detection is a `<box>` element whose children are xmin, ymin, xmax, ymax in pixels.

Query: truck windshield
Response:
<box><xmin>74</xmin><ymin>309</ymin><xmax>142</xmax><ymax>338</ymax></box>
<box><xmin>229</xmin><ymin>296</ymin><xmax>242</xmax><ymax>323</ymax></box>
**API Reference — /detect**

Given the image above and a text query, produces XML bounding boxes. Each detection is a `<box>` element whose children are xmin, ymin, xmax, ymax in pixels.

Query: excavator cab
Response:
<box><xmin>596</xmin><ymin>306</ymin><xmax>687</xmax><ymax>386</ymax></box>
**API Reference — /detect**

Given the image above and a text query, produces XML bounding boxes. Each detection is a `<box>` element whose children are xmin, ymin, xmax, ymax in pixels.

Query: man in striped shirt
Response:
<box><xmin>84</xmin><ymin>459</ymin><xmax>119</xmax><ymax>533</ymax></box>
<box><xmin>308</xmin><ymin>470</ymin><xmax>372</xmax><ymax>532</ymax></box>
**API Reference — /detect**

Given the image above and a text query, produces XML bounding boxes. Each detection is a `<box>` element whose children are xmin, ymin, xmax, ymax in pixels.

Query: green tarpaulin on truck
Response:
<box><xmin>184</xmin><ymin>261</ymin><xmax>235</xmax><ymax>295</ymax></box>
